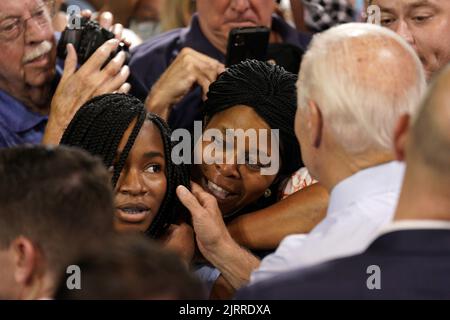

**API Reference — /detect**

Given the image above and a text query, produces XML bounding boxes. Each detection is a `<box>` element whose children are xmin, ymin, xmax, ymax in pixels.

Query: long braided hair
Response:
<box><xmin>203</xmin><ymin>60</ymin><xmax>303</xmax><ymax>215</ymax></box>
<box><xmin>60</xmin><ymin>93</ymin><xmax>190</xmax><ymax>238</ymax></box>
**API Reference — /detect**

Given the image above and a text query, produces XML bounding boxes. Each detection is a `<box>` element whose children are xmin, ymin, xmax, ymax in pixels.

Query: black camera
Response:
<box><xmin>57</xmin><ymin>17</ymin><xmax>130</xmax><ymax>67</ymax></box>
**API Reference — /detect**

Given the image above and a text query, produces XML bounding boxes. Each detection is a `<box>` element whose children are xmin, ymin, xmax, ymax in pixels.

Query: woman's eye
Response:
<box><xmin>145</xmin><ymin>164</ymin><xmax>161</xmax><ymax>173</ymax></box>
<box><xmin>246</xmin><ymin>162</ymin><xmax>262</xmax><ymax>170</ymax></box>
<box><xmin>245</xmin><ymin>156</ymin><xmax>270</xmax><ymax>171</ymax></box>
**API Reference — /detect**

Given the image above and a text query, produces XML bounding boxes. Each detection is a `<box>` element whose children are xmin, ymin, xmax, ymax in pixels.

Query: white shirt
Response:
<box><xmin>250</xmin><ymin>161</ymin><xmax>406</xmax><ymax>284</ymax></box>
<box><xmin>378</xmin><ymin>220</ymin><xmax>450</xmax><ymax>235</ymax></box>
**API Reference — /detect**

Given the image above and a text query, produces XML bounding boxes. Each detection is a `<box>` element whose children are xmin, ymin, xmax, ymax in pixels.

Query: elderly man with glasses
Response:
<box><xmin>0</xmin><ymin>0</ymin><xmax>130</xmax><ymax>148</ymax></box>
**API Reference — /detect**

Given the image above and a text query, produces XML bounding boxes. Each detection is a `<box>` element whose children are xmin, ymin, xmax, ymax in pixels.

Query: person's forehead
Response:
<box><xmin>0</xmin><ymin>0</ymin><xmax>42</xmax><ymax>18</ymax></box>
<box><xmin>372</xmin><ymin>0</ymin><xmax>444</xmax><ymax>12</ymax></box>
<box><xmin>209</xmin><ymin>105</ymin><xmax>271</xmax><ymax>130</ymax></box>
<box><xmin>133</xmin><ymin>120</ymin><xmax>165</xmax><ymax>154</ymax></box>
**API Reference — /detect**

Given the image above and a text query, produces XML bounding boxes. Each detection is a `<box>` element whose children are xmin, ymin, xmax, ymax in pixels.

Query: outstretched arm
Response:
<box><xmin>227</xmin><ymin>183</ymin><xmax>328</xmax><ymax>250</ymax></box>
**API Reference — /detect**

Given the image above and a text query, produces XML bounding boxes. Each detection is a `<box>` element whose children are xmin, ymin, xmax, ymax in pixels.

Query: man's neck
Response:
<box><xmin>322</xmin><ymin>150</ymin><xmax>395</xmax><ymax>192</ymax></box>
<box><xmin>394</xmin><ymin>166</ymin><xmax>450</xmax><ymax>222</ymax></box>
<box><xmin>20</xmin><ymin>274</ymin><xmax>55</xmax><ymax>300</ymax></box>
<box><xmin>0</xmin><ymin>81</ymin><xmax>52</xmax><ymax>115</ymax></box>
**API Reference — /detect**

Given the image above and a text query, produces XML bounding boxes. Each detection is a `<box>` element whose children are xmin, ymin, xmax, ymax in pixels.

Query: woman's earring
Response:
<box><xmin>264</xmin><ymin>188</ymin><xmax>272</xmax><ymax>198</ymax></box>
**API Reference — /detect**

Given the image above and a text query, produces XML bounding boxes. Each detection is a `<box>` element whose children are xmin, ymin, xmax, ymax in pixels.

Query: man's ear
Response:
<box><xmin>394</xmin><ymin>114</ymin><xmax>410</xmax><ymax>161</ymax></box>
<box><xmin>11</xmin><ymin>237</ymin><xmax>39</xmax><ymax>286</ymax></box>
<box><xmin>308</xmin><ymin>100</ymin><xmax>323</xmax><ymax>148</ymax></box>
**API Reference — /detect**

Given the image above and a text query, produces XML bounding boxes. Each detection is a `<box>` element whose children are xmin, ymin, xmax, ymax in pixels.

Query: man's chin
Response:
<box><xmin>24</xmin><ymin>68</ymin><xmax>56</xmax><ymax>88</ymax></box>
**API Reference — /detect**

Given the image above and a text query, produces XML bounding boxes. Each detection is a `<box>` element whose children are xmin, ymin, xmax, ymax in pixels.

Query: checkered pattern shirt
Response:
<box><xmin>302</xmin><ymin>0</ymin><xmax>355</xmax><ymax>32</ymax></box>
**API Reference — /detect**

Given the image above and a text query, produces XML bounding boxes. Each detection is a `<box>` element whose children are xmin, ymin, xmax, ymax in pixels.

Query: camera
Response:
<box><xmin>57</xmin><ymin>17</ymin><xmax>130</xmax><ymax>67</ymax></box>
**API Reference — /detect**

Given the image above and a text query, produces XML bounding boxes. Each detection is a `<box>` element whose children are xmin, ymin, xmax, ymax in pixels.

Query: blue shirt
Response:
<box><xmin>129</xmin><ymin>14</ymin><xmax>311</xmax><ymax>130</ymax></box>
<box><xmin>0</xmin><ymin>63</ymin><xmax>62</xmax><ymax>148</ymax></box>
<box><xmin>0</xmin><ymin>92</ymin><xmax>48</xmax><ymax>148</ymax></box>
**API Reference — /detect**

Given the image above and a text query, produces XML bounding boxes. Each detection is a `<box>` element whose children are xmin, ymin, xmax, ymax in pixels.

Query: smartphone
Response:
<box><xmin>225</xmin><ymin>26</ymin><xmax>270</xmax><ymax>67</ymax></box>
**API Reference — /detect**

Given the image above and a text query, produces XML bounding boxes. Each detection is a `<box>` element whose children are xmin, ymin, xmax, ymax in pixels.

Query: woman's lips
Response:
<box><xmin>201</xmin><ymin>177</ymin><xmax>239</xmax><ymax>201</ymax></box>
<box><xmin>116</xmin><ymin>204</ymin><xmax>151</xmax><ymax>224</ymax></box>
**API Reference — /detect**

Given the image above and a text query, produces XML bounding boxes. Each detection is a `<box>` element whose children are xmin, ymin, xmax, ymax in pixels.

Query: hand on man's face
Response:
<box><xmin>372</xmin><ymin>0</ymin><xmax>450</xmax><ymax>79</ymax></box>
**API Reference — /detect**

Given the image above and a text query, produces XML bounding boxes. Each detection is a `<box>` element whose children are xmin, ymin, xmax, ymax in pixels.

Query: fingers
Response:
<box><xmin>98</xmin><ymin>65</ymin><xmax>130</xmax><ymax>94</ymax></box>
<box><xmin>217</xmin><ymin>64</ymin><xmax>226</xmax><ymax>74</ymax></box>
<box><xmin>191</xmin><ymin>182</ymin><xmax>221</xmax><ymax>211</ymax></box>
<box><xmin>111</xmin><ymin>23</ymin><xmax>124</xmax><ymax>40</ymax></box>
<box><xmin>61</xmin><ymin>44</ymin><xmax>78</xmax><ymax>80</ymax></box>
<box><xmin>80</xmin><ymin>9</ymin><xmax>92</xmax><ymax>19</ymax></box>
<box><xmin>116</xmin><ymin>82</ymin><xmax>131</xmax><ymax>94</ymax></box>
<box><xmin>178</xmin><ymin>48</ymin><xmax>225</xmax><ymax>96</ymax></box>
<box><xmin>98</xmin><ymin>11</ymin><xmax>114</xmax><ymax>30</ymax></box>
<box><xmin>80</xmin><ymin>39</ymin><xmax>120</xmax><ymax>72</ymax></box>
<box><xmin>176</xmin><ymin>185</ymin><xmax>204</xmax><ymax>215</ymax></box>
<box><xmin>102</xmin><ymin>50</ymin><xmax>128</xmax><ymax>77</ymax></box>
<box><xmin>197</xmin><ymin>77</ymin><xmax>213</xmax><ymax>101</ymax></box>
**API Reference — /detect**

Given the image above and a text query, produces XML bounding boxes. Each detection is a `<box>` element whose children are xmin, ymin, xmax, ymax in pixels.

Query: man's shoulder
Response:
<box><xmin>238</xmin><ymin>230</ymin><xmax>450</xmax><ymax>299</ymax></box>
<box><xmin>131</xmin><ymin>28</ymin><xmax>185</xmax><ymax>62</ymax></box>
<box><xmin>238</xmin><ymin>254</ymin><xmax>370</xmax><ymax>299</ymax></box>
<box><xmin>129</xmin><ymin>28</ymin><xmax>186</xmax><ymax>99</ymax></box>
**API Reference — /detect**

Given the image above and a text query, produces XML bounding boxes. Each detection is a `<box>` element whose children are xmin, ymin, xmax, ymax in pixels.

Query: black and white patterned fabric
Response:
<box><xmin>302</xmin><ymin>0</ymin><xmax>355</xmax><ymax>32</ymax></box>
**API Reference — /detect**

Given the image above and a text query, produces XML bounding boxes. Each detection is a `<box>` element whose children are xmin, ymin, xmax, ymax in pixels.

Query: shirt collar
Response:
<box><xmin>368</xmin><ymin>220</ymin><xmax>450</xmax><ymax>255</ymax></box>
<box><xmin>0</xmin><ymin>90</ymin><xmax>48</xmax><ymax>133</ymax></box>
<box><xmin>378</xmin><ymin>220</ymin><xmax>450</xmax><ymax>237</ymax></box>
<box><xmin>327</xmin><ymin>161</ymin><xmax>406</xmax><ymax>215</ymax></box>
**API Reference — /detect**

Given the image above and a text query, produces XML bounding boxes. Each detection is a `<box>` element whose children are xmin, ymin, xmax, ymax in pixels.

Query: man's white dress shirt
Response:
<box><xmin>250</xmin><ymin>161</ymin><xmax>405</xmax><ymax>284</ymax></box>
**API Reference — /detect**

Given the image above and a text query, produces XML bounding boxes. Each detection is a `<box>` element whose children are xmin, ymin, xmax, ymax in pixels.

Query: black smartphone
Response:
<box><xmin>225</xmin><ymin>26</ymin><xmax>270</xmax><ymax>67</ymax></box>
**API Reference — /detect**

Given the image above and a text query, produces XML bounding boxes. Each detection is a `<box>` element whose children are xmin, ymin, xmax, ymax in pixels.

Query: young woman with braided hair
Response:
<box><xmin>60</xmin><ymin>93</ymin><xmax>190</xmax><ymax>241</ymax></box>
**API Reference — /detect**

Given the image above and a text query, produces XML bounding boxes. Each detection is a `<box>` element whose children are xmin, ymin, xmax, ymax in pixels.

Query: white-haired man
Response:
<box><xmin>236</xmin><ymin>61</ymin><xmax>450</xmax><ymax>301</ymax></box>
<box><xmin>250</xmin><ymin>22</ymin><xmax>427</xmax><ymax>283</ymax></box>
<box><xmin>176</xmin><ymin>22</ymin><xmax>427</xmax><ymax>294</ymax></box>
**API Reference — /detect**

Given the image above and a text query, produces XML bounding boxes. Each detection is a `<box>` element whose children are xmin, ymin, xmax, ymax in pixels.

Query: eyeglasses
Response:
<box><xmin>0</xmin><ymin>0</ymin><xmax>55</xmax><ymax>42</ymax></box>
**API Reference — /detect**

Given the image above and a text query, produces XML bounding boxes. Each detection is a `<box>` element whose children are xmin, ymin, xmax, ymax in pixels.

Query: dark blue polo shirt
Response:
<box><xmin>0</xmin><ymin>91</ymin><xmax>48</xmax><ymax>148</ymax></box>
<box><xmin>0</xmin><ymin>62</ymin><xmax>62</xmax><ymax>149</ymax></box>
<box><xmin>129</xmin><ymin>14</ymin><xmax>311</xmax><ymax>131</ymax></box>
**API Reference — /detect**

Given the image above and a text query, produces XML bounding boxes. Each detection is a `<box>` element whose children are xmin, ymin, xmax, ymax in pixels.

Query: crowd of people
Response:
<box><xmin>0</xmin><ymin>0</ymin><xmax>449</xmax><ymax>300</ymax></box>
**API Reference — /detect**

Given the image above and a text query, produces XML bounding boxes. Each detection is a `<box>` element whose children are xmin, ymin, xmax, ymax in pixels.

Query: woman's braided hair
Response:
<box><xmin>60</xmin><ymin>93</ymin><xmax>190</xmax><ymax>238</ymax></box>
